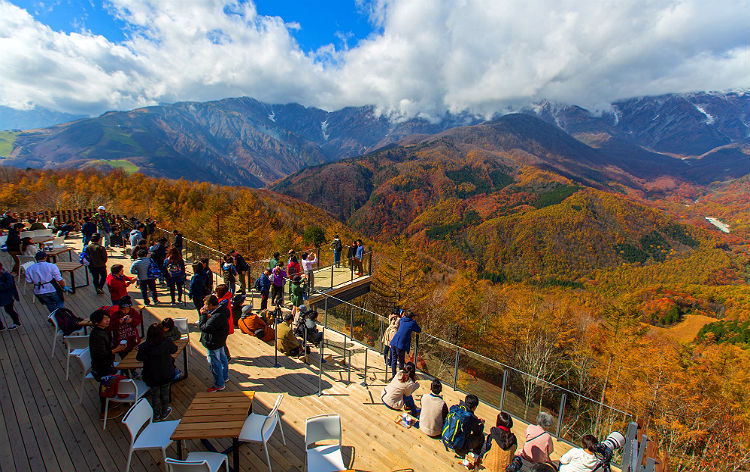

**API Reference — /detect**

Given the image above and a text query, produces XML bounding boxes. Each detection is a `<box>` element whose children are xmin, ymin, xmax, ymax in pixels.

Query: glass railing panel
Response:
<box><xmin>416</xmin><ymin>334</ymin><xmax>459</xmax><ymax>385</ymax></box>
<box><xmin>455</xmin><ymin>348</ymin><xmax>506</xmax><ymax>410</ymax></box>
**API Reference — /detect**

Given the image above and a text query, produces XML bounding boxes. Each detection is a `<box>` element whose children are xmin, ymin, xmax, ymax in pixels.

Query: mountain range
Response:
<box><xmin>0</xmin><ymin>91</ymin><xmax>747</xmax><ymax>187</ymax></box>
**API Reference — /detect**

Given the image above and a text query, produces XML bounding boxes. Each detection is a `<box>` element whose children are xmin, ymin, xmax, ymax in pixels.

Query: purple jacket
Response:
<box><xmin>271</xmin><ymin>267</ymin><xmax>287</xmax><ymax>287</ymax></box>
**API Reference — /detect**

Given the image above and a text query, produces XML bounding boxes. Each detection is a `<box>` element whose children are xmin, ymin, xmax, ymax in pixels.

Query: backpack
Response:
<box><xmin>147</xmin><ymin>259</ymin><xmax>162</xmax><ymax>279</ymax></box>
<box><xmin>166</xmin><ymin>261</ymin><xmax>183</xmax><ymax>279</ymax></box>
<box><xmin>333</xmin><ymin>239</ymin><xmax>342</xmax><ymax>251</ymax></box>
<box><xmin>50</xmin><ymin>308</ymin><xmax>84</xmax><ymax>336</ymax></box>
<box><xmin>441</xmin><ymin>404</ymin><xmax>472</xmax><ymax>452</ymax></box>
<box><xmin>254</xmin><ymin>276</ymin><xmax>262</xmax><ymax>292</ymax></box>
<box><xmin>79</xmin><ymin>250</ymin><xmax>91</xmax><ymax>266</ymax></box>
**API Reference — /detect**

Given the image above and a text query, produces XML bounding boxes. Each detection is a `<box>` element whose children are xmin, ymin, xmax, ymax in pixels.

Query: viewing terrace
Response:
<box><xmin>0</xmin><ymin>211</ymin><xmax>636</xmax><ymax>471</ymax></box>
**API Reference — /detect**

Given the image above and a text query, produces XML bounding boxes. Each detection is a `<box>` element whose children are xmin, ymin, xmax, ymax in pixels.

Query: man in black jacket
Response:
<box><xmin>89</xmin><ymin>309</ymin><xmax>126</xmax><ymax>417</ymax></box>
<box><xmin>230</xmin><ymin>249</ymin><xmax>249</xmax><ymax>294</ymax></box>
<box><xmin>199</xmin><ymin>294</ymin><xmax>230</xmax><ymax>392</ymax></box>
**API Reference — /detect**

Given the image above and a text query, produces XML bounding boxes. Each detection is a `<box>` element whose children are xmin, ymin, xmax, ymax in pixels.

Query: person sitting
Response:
<box><xmin>56</xmin><ymin>221</ymin><xmax>76</xmax><ymax>238</ymax></box>
<box><xmin>27</xmin><ymin>218</ymin><xmax>46</xmax><ymax>231</ymax></box>
<box><xmin>517</xmin><ymin>412</ymin><xmax>555</xmax><ymax>465</ymax></box>
<box><xmin>238</xmin><ymin>305</ymin><xmax>275</xmax><ymax>342</ymax></box>
<box><xmin>21</xmin><ymin>237</ymin><xmax>39</xmax><ymax>257</ymax></box>
<box><xmin>419</xmin><ymin>378</ymin><xmax>448</xmax><ymax>437</ymax></box>
<box><xmin>480</xmin><ymin>411</ymin><xmax>518</xmax><ymax>471</ymax></box>
<box><xmin>381</xmin><ymin>362</ymin><xmax>420</xmax><ymax>416</ymax></box>
<box><xmin>276</xmin><ymin>311</ymin><xmax>303</xmax><ymax>357</ymax></box>
<box><xmin>106</xmin><ymin>296</ymin><xmax>142</xmax><ymax>358</ymax></box>
<box><xmin>161</xmin><ymin>318</ymin><xmax>182</xmax><ymax>341</ymax></box>
<box><xmin>136</xmin><ymin>323</ymin><xmax>177</xmax><ymax>421</ymax></box>
<box><xmin>447</xmin><ymin>394</ymin><xmax>486</xmax><ymax>463</ymax></box>
<box><xmin>559</xmin><ymin>435</ymin><xmax>600</xmax><ymax>472</ymax></box>
<box><xmin>89</xmin><ymin>309</ymin><xmax>127</xmax><ymax>418</ymax></box>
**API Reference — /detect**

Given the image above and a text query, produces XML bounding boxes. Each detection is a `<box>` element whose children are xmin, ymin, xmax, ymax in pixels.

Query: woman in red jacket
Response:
<box><xmin>106</xmin><ymin>264</ymin><xmax>134</xmax><ymax>304</ymax></box>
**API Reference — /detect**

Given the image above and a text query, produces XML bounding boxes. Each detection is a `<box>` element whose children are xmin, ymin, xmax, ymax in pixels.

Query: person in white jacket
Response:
<box><xmin>559</xmin><ymin>435</ymin><xmax>600</xmax><ymax>472</ymax></box>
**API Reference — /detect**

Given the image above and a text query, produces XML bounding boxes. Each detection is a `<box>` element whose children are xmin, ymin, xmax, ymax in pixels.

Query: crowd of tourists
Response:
<box><xmin>1</xmin><ymin>209</ymin><xmax>625</xmax><ymax>470</ymax></box>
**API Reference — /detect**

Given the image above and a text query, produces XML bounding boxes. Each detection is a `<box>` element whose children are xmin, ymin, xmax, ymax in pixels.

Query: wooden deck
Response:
<box><xmin>0</xmin><ymin>236</ymin><xmax>570</xmax><ymax>472</ymax></box>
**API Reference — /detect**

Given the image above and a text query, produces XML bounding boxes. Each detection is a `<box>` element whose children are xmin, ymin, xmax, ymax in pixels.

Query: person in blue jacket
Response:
<box><xmin>188</xmin><ymin>262</ymin><xmax>208</xmax><ymax>316</ymax></box>
<box><xmin>389</xmin><ymin>310</ymin><xmax>421</xmax><ymax>378</ymax></box>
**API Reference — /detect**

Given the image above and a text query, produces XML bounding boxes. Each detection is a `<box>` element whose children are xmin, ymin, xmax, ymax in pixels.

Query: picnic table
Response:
<box><xmin>46</xmin><ymin>246</ymin><xmax>73</xmax><ymax>263</ymax></box>
<box><xmin>116</xmin><ymin>338</ymin><xmax>189</xmax><ymax>382</ymax></box>
<box><xmin>56</xmin><ymin>261</ymin><xmax>89</xmax><ymax>293</ymax></box>
<box><xmin>172</xmin><ymin>391</ymin><xmax>255</xmax><ymax>472</ymax></box>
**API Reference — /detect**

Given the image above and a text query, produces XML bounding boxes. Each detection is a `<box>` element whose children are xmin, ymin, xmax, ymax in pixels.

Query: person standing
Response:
<box><xmin>389</xmin><ymin>311</ymin><xmax>422</xmax><ymax>378</ymax></box>
<box><xmin>80</xmin><ymin>216</ymin><xmax>97</xmax><ymax>247</ymax></box>
<box><xmin>149</xmin><ymin>237</ymin><xmax>168</xmax><ymax>285</ymax></box>
<box><xmin>199</xmin><ymin>295</ymin><xmax>230</xmax><ymax>392</ymax></box>
<box><xmin>129</xmin><ymin>224</ymin><xmax>145</xmax><ymax>248</ymax></box>
<box><xmin>221</xmin><ymin>255</ymin><xmax>237</xmax><ymax>294</ymax></box>
<box><xmin>330</xmin><ymin>235</ymin><xmax>342</xmax><ymax>268</ymax></box>
<box><xmin>301</xmin><ymin>252</ymin><xmax>316</xmax><ymax>293</ymax></box>
<box><xmin>172</xmin><ymin>230</ymin><xmax>183</xmax><ymax>255</ymax></box>
<box><xmin>6</xmin><ymin>222</ymin><xmax>23</xmax><ymax>275</ymax></box>
<box><xmin>255</xmin><ymin>269</ymin><xmax>271</xmax><ymax>311</ymax></box>
<box><xmin>130</xmin><ymin>249</ymin><xmax>159</xmax><ymax>305</ymax></box>
<box><xmin>230</xmin><ymin>250</ymin><xmax>249</xmax><ymax>294</ymax></box>
<box><xmin>106</xmin><ymin>264</ymin><xmax>134</xmax><ymax>304</ymax></box>
<box><xmin>270</xmin><ymin>262</ymin><xmax>286</xmax><ymax>307</ymax></box>
<box><xmin>355</xmin><ymin>239</ymin><xmax>365</xmax><ymax>276</ymax></box>
<box><xmin>0</xmin><ymin>262</ymin><xmax>21</xmax><ymax>330</ymax></box>
<box><xmin>268</xmin><ymin>252</ymin><xmax>280</xmax><ymax>271</ymax></box>
<box><xmin>189</xmin><ymin>262</ymin><xmax>208</xmax><ymax>315</ymax></box>
<box><xmin>136</xmin><ymin>323</ymin><xmax>177</xmax><ymax>421</ymax></box>
<box><xmin>164</xmin><ymin>247</ymin><xmax>186</xmax><ymax>305</ymax></box>
<box><xmin>94</xmin><ymin>206</ymin><xmax>113</xmax><ymax>247</ymax></box>
<box><xmin>289</xmin><ymin>275</ymin><xmax>306</xmax><ymax>318</ymax></box>
<box><xmin>25</xmin><ymin>251</ymin><xmax>68</xmax><ymax>312</ymax></box>
<box><xmin>85</xmin><ymin>233</ymin><xmax>108</xmax><ymax>294</ymax></box>
<box><xmin>382</xmin><ymin>308</ymin><xmax>401</xmax><ymax>367</ymax></box>
<box><xmin>346</xmin><ymin>241</ymin><xmax>356</xmax><ymax>269</ymax></box>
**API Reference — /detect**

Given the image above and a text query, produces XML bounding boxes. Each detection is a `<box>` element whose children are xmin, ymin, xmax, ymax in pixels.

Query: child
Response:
<box><xmin>161</xmin><ymin>318</ymin><xmax>182</xmax><ymax>341</ymax></box>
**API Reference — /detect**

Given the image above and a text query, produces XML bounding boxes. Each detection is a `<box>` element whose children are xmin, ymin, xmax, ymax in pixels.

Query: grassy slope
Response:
<box><xmin>0</xmin><ymin>131</ymin><xmax>19</xmax><ymax>157</ymax></box>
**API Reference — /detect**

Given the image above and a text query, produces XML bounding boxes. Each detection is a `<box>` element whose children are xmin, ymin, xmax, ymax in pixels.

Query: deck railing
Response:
<box><xmin>312</xmin><ymin>291</ymin><xmax>633</xmax><ymax>447</ymax></box>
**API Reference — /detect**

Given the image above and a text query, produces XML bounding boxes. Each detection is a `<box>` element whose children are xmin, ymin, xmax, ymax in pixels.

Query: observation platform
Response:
<box><xmin>0</xmin><ymin>235</ymin><xmax>573</xmax><ymax>472</ymax></box>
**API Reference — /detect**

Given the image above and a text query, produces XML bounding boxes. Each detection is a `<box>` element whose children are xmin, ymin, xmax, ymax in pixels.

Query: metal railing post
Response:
<box><xmin>368</xmin><ymin>251</ymin><xmax>372</xmax><ymax>275</ymax></box>
<box><xmin>330</xmin><ymin>264</ymin><xmax>334</xmax><ymax>290</ymax></box>
<box><xmin>500</xmin><ymin>370</ymin><xmax>508</xmax><ymax>410</ymax></box>
<box><xmin>413</xmin><ymin>333</ymin><xmax>419</xmax><ymax>369</ymax></box>
<box><xmin>556</xmin><ymin>393</ymin><xmax>567</xmax><ymax>438</ymax></box>
<box><xmin>361</xmin><ymin>347</ymin><xmax>368</xmax><ymax>387</ymax></box>
<box><xmin>453</xmin><ymin>347</ymin><xmax>460</xmax><ymax>389</ymax></box>
<box><xmin>273</xmin><ymin>305</ymin><xmax>280</xmax><ymax>368</ymax></box>
<box><xmin>324</xmin><ymin>297</ymin><xmax>328</xmax><ymax>328</ymax></box>
<box><xmin>348</xmin><ymin>306</ymin><xmax>354</xmax><ymax>384</ymax></box>
<box><xmin>318</xmin><ymin>328</ymin><xmax>325</xmax><ymax>396</ymax></box>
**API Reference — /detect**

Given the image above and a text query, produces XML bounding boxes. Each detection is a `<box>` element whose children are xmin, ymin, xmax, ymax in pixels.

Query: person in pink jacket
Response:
<box><xmin>518</xmin><ymin>411</ymin><xmax>555</xmax><ymax>464</ymax></box>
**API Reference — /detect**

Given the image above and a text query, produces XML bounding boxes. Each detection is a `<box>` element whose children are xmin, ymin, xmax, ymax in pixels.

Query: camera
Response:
<box><xmin>593</xmin><ymin>431</ymin><xmax>626</xmax><ymax>472</ymax></box>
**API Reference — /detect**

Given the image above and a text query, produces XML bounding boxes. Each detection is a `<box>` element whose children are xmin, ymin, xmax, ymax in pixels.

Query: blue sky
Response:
<box><xmin>12</xmin><ymin>0</ymin><xmax>375</xmax><ymax>53</ymax></box>
<box><xmin>1</xmin><ymin>0</ymin><xmax>748</xmax><ymax>117</ymax></box>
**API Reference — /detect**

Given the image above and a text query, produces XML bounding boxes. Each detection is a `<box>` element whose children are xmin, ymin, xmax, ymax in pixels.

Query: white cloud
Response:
<box><xmin>0</xmin><ymin>0</ymin><xmax>747</xmax><ymax>117</ymax></box>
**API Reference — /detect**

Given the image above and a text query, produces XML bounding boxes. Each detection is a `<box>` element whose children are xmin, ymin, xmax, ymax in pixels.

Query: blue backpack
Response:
<box><xmin>441</xmin><ymin>404</ymin><xmax>472</xmax><ymax>452</ymax></box>
<box><xmin>79</xmin><ymin>250</ymin><xmax>91</xmax><ymax>266</ymax></box>
<box><xmin>147</xmin><ymin>259</ymin><xmax>162</xmax><ymax>279</ymax></box>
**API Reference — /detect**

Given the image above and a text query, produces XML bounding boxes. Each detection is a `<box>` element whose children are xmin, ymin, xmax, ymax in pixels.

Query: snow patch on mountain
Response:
<box><xmin>693</xmin><ymin>105</ymin><xmax>715</xmax><ymax>125</ymax></box>
<box><xmin>321</xmin><ymin>120</ymin><xmax>329</xmax><ymax>140</ymax></box>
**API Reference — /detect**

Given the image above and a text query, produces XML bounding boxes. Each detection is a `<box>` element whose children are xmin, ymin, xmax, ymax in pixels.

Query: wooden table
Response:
<box><xmin>116</xmin><ymin>338</ymin><xmax>189</xmax><ymax>381</ymax></box>
<box><xmin>31</xmin><ymin>236</ymin><xmax>53</xmax><ymax>245</ymax></box>
<box><xmin>56</xmin><ymin>261</ymin><xmax>89</xmax><ymax>293</ymax></box>
<box><xmin>46</xmin><ymin>246</ymin><xmax>73</xmax><ymax>263</ymax></box>
<box><xmin>172</xmin><ymin>391</ymin><xmax>255</xmax><ymax>472</ymax></box>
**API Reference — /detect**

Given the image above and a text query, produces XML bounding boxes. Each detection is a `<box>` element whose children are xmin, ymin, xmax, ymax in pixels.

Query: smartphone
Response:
<box><xmin>120</xmin><ymin>339</ymin><xmax>127</xmax><ymax>345</ymax></box>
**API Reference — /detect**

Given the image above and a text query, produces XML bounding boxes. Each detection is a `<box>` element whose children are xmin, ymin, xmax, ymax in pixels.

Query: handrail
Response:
<box><xmin>312</xmin><ymin>291</ymin><xmax>629</xmax><ymax>414</ymax></box>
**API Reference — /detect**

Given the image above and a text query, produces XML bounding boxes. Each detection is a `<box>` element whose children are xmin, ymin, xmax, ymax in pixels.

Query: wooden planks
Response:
<box><xmin>172</xmin><ymin>391</ymin><xmax>254</xmax><ymax>441</ymax></box>
<box><xmin>0</xmin><ymin>234</ymin><xmax>575</xmax><ymax>472</ymax></box>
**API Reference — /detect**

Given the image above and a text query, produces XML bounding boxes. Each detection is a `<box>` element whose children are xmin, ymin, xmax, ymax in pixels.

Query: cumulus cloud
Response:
<box><xmin>0</xmin><ymin>0</ymin><xmax>747</xmax><ymax>117</ymax></box>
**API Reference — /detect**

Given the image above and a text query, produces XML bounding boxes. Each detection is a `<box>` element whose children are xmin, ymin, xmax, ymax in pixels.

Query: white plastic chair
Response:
<box><xmin>49</xmin><ymin>311</ymin><xmax>86</xmax><ymax>358</ymax></box>
<box><xmin>74</xmin><ymin>349</ymin><xmax>98</xmax><ymax>404</ymax></box>
<box><xmin>19</xmin><ymin>231</ymin><xmax>33</xmax><ymax>239</ymax></box>
<box><xmin>174</xmin><ymin>317</ymin><xmax>190</xmax><ymax>352</ymax></box>
<box><xmin>51</xmin><ymin>236</ymin><xmax>66</xmax><ymax>249</ymax></box>
<box><xmin>0</xmin><ymin>234</ymin><xmax>7</xmax><ymax>247</ymax></box>
<box><xmin>305</xmin><ymin>414</ymin><xmax>346</xmax><ymax>472</ymax></box>
<box><xmin>165</xmin><ymin>454</ymin><xmax>229</xmax><ymax>472</ymax></box>
<box><xmin>103</xmin><ymin>378</ymin><xmax>150</xmax><ymax>430</ymax></box>
<box><xmin>64</xmin><ymin>335</ymin><xmax>89</xmax><ymax>380</ymax></box>
<box><xmin>238</xmin><ymin>394</ymin><xmax>287</xmax><ymax>472</ymax></box>
<box><xmin>123</xmin><ymin>398</ymin><xmax>180</xmax><ymax>472</ymax></box>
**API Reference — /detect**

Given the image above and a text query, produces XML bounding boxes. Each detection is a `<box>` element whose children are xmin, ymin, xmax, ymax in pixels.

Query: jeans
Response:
<box><xmin>260</xmin><ymin>290</ymin><xmax>269</xmax><ymax>311</ymax></box>
<box><xmin>193</xmin><ymin>296</ymin><xmax>204</xmax><ymax>316</ymax></box>
<box><xmin>100</xmin><ymin>231</ymin><xmax>111</xmax><ymax>247</ymax></box>
<box><xmin>333</xmin><ymin>250</ymin><xmax>341</xmax><ymax>267</ymax></box>
<box><xmin>89</xmin><ymin>266</ymin><xmax>107</xmax><ymax>290</ymax></box>
<box><xmin>139</xmin><ymin>279</ymin><xmax>158</xmax><ymax>304</ymax></box>
<box><xmin>383</xmin><ymin>345</ymin><xmax>391</xmax><ymax>365</ymax></box>
<box><xmin>0</xmin><ymin>302</ymin><xmax>20</xmax><ymax>328</ymax></box>
<box><xmin>150</xmin><ymin>383</ymin><xmax>172</xmax><ymax>420</ymax></box>
<box><xmin>207</xmin><ymin>348</ymin><xmax>228</xmax><ymax>388</ymax></box>
<box><xmin>390</xmin><ymin>346</ymin><xmax>406</xmax><ymax>378</ymax></box>
<box><xmin>37</xmin><ymin>292</ymin><xmax>64</xmax><ymax>313</ymax></box>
